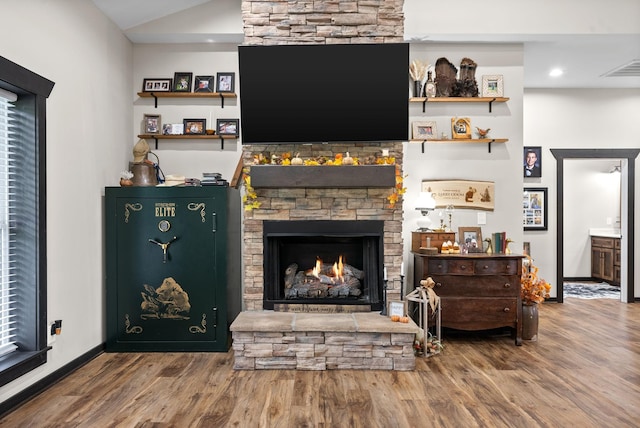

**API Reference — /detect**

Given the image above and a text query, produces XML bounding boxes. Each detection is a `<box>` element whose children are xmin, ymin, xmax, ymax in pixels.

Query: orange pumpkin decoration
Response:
<box><xmin>399</xmin><ymin>316</ymin><xmax>410</xmax><ymax>323</ymax></box>
<box><xmin>390</xmin><ymin>315</ymin><xmax>400</xmax><ymax>322</ymax></box>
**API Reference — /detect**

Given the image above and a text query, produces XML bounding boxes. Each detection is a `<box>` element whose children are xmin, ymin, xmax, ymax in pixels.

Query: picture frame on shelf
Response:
<box><xmin>183</xmin><ymin>118</ymin><xmax>206</xmax><ymax>135</ymax></box>
<box><xmin>523</xmin><ymin>146</ymin><xmax>542</xmax><ymax>178</ymax></box>
<box><xmin>451</xmin><ymin>117</ymin><xmax>471</xmax><ymax>139</ymax></box>
<box><xmin>216</xmin><ymin>72</ymin><xmax>235</xmax><ymax>93</ymax></box>
<box><xmin>482</xmin><ymin>75</ymin><xmax>504</xmax><ymax>97</ymax></box>
<box><xmin>142</xmin><ymin>78</ymin><xmax>172</xmax><ymax>92</ymax></box>
<box><xmin>458</xmin><ymin>227</ymin><xmax>483</xmax><ymax>251</ymax></box>
<box><xmin>523</xmin><ymin>187</ymin><xmax>548</xmax><ymax>231</ymax></box>
<box><xmin>216</xmin><ymin>118</ymin><xmax>239</xmax><ymax>136</ymax></box>
<box><xmin>173</xmin><ymin>72</ymin><xmax>193</xmax><ymax>92</ymax></box>
<box><xmin>412</xmin><ymin>121</ymin><xmax>438</xmax><ymax>140</ymax></box>
<box><xmin>143</xmin><ymin>114</ymin><xmax>161</xmax><ymax>135</ymax></box>
<box><xmin>163</xmin><ymin>123</ymin><xmax>184</xmax><ymax>135</ymax></box>
<box><xmin>194</xmin><ymin>75</ymin><xmax>215</xmax><ymax>93</ymax></box>
<box><xmin>387</xmin><ymin>300</ymin><xmax>407</xmax><ymax>318</ymax></box>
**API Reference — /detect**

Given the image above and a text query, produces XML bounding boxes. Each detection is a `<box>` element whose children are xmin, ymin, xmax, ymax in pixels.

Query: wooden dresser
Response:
<box><xmin>413</xmin><ymin>253</ymin><xmax>524</xmax><ymax>345</ymax></box>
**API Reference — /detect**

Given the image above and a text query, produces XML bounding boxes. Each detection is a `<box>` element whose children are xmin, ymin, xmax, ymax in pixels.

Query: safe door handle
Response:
<box><xmin>148</xmin><ymin>236</ymin><xmax>177</xmax><ymax>263</ymax></box>
<box><xmin>212</xmin><ymin>212</ymin><xmax>217</xmax><ymax>232</ymax></box>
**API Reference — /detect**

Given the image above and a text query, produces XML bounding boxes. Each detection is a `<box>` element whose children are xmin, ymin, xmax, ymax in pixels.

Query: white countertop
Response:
<box><xmin>589</xmin><ymin>228</ymin><xmax>622</xmax><ymax>238</ymax></box>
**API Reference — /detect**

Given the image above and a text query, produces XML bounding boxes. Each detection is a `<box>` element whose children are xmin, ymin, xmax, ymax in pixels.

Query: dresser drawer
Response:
<box><xmin>441</xmin><ymin>298</ymin><xmax>518</xmax><ymax>330</ymax></box>
<box><xmin>474</xmin><ymin>259</ymin><xmax>519</xmax><ymax>275</ymax></box>
<box><xmin>427</xmin><ymin>259</ymin><xmax>475</xmax><ymax>275</ymax></box>
<box><xmin>432</xmin><ymin>275</ymin><xmax>519</xmax><ymax>297</ymax></box>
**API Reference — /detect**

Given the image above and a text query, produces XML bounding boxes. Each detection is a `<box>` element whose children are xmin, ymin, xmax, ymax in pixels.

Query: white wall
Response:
<box><xmin>0</xmin><ymin>0</ymin><xmax>132</xmax><ymax>402</ymax></box>
<box><xmin>403</xmin><ymin>44</ymin><xmax>524</xmax><ymax>288</ymax></box>
<box><xmin>132</xmin><ymin>43</ymin><xmax>243</xmax><ymax>181</ymax></box>
<box><xmin>524</xmin><ymin>89</ymin><xmax>640</xmax><ymax>298</ymax></box>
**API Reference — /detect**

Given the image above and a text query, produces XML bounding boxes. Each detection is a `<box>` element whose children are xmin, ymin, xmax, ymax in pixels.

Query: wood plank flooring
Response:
<box><xmin>1</xmin><ymin>298</ymin><xmax>639</xmax><ymax>427</ymax></box>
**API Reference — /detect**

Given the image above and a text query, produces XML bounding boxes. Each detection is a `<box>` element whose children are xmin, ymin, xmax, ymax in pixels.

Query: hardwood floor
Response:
<box><xmin>1</xmin><ymin>299</ymin><xmax>639</xmax><ymax>427</ymax></box>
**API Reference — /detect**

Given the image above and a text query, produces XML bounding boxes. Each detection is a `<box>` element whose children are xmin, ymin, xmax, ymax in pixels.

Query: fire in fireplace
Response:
<box><xmin>263</xmin><ymin>220</ymin><xmax>384</xmax><ymax>311</ymax></box>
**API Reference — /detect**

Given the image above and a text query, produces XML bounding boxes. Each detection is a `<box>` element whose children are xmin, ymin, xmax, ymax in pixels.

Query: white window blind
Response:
<box><xmin>0</xmin><ymin>89</ymin><xmax>17</xmax><ymax>357</ymax></box>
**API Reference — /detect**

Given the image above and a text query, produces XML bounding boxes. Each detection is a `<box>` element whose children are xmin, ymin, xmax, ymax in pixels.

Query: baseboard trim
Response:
<box><xmin>0</xmin><ymin>343</ymin><xmax>105</xmax><ymax>417</ymax></box>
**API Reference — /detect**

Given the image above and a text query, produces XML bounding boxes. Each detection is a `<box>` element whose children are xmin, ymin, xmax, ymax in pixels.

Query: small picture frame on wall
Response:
<box><xmin>173</xmin><ymin>72</ymin><xmax>193</xmax><ymax>92</ymax></box>
<box><xmin>142</xmin><ymin>78</ymin><xmax>172</xmax><ymax>92</ymax></box>
<box><xmin>524</xmin><ymin>146</ymin><xmax>542</xmax><ymax>178</ymax></box>
<box><xmin>482</xmin><ymin>75</ymin><xmax>504</xmax><ymax>97</ymax></box>
<box><xmin>183</xmin><ymin>118</ymin><xmax>206</xmax><ymax>135</ymax></box>
<box><xmin>194</xmin><ymin>75</ymin><xmax>214</xmax><ymax>93</ymax></box>
<box><xmin>523</xmin><ymin>187</ymin><xmax>548</xmax><ymax>231</ymax></box>
<box><xmin>216</xmin><ymin>72</ymin><xmax>235</xmax><ymax>93</ymax></box>
<box><xmin>143</xmin><ymin>114</ymin><xmax>161</xmax><ymax>134</ymax></box>
<box><xmin>451</xmin><ymin>117</ymin><xmax>471</xmax><ymax>139</ymax></box>
<box><xmin>412</xmin><ymin>121</ymin><xmax>438</xmax><ymax>140</ymax></box>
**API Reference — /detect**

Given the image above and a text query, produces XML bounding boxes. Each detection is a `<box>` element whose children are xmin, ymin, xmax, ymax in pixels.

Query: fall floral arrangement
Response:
<box><xmin>521</xmin><ymin>256</ymin><xmax>551</xmax><ymax>304</ymax></box>
<box><xmin>243</xmin><ymin>151</ymin><xmax>406</xmax><ymax>210</ymax></box>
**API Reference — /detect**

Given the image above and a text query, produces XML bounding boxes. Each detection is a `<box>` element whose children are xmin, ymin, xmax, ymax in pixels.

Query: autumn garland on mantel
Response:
<box><xmin>242</xmin><ymin>152</ymin><xmax>406</xmax><ymax>210</ymax></box>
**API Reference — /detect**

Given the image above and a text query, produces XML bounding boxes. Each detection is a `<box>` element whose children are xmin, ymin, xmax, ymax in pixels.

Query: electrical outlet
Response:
<box><xmin>47</xmin><ymin>323</ymin><xmax>56</xmax><ymax>345</ymax></box>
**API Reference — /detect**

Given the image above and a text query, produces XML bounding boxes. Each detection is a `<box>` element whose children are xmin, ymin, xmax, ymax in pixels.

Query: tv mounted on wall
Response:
<box><xmin>238</xmin><ymin>43</ymin><xmax>409</xmax><ymax>145</ymax></box>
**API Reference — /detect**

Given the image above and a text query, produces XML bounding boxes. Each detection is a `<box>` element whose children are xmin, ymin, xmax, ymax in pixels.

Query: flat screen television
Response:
<box><xmin>238</xmin><ymin>43</ymin><xmax>409</xmax><ymax>144</ymax></box>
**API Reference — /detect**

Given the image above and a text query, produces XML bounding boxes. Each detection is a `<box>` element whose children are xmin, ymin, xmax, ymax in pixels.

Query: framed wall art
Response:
<box><xmin>173</xmin><ymin>72</ymin><xmax>193</xmax><ymax>92</ymax></box>
<box><xmin>523</xmin><ymin>146</ymin><xmax>542</xmax><ymax>178</ymax></box>
<box><xmin>216</xmin><ymin>72</ymin><xmax>235</xmax><ymax>93</ymax></box>
<box><xmin>523</xmin><ymin>187</ymin><xmax>548</xmax><ymax>231</ymax></box>
<box><xmin>194</xmin><ymin>75</ymin><xmax>214</xmax><ymax>92</ymax></box>
<box><xmin>216</xmin><ymin>118</ymin><xmax>239</xmax><ymax>136</ymax></box>
<box><xmin>143</xmin><ymin>114</ymin><xmax>161</xmax><ymax>134</ymax></box>
<box><xmin>183</xmin><ymin>118</ymin><xmax>206</xmax><ymax>135</ymax></box>
<box><xmin>142</xmin><ymin>78</ymin><xmax>172</xmax><ymax>92</ymax></box>
<box><xmin>481</xmin><ymin>75</ymin><xmax>504</xmax><ymax>97</ymax></box>
<box><xmin>451</xmin><ymin>117</ymin><xmax>471</xmax><ymax>139</ymax></box>
<box><xmin>412</xmin><ymin>121</ymin><xmax>438</xmax><ymax>140</ymax></box>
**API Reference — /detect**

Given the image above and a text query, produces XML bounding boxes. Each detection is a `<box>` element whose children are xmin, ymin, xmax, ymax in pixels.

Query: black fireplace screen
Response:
<box><xmin>263</xmin><ymin>220</ymin><xmax>384</xmax><ymax>310</ymax></box>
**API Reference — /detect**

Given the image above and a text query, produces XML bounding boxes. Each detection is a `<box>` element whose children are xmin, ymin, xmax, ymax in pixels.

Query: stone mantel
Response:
<box><xmin>250</xmin><ymin>165</ymin><xmax>396</xmax><ymax>188</ymax></box>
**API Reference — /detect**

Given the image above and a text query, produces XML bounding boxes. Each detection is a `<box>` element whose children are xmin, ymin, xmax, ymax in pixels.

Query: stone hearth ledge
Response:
<box><xmin>230</xmin><ymin>311</ymin><xmax>419</xmax><ymax>371</ymax></box>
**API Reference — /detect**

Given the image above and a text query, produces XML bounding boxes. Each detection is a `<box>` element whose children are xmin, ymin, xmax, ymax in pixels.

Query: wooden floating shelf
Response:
<box><xmin>137</xmin><ymin>134</ymin><xmax>237</xmax><ymax>150</ymax></box>
<box><xmin>409</xmin><ymin>138</ymin><xmax>509</xmax><ymax>154</ymax></box>
<box><xmin>250</xmin><ymin>165</ymin><xmax>396</xmax><ymax>189</ymax></box>
<box><xmin>409</xmin><ymin>97</ymin><xmax>509</xmax><ymax>103</ymax></box>
<box><xmin>137</xmin><ymin>92</ymin><xmax>237</xmax><ymax>99</ymax></box>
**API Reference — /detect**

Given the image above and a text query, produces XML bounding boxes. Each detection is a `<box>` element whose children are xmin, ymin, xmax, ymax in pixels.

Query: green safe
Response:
<box><xmin>105</xmin><ymin>186</ymin><xmax>229</xmax><ymax>351</ymax></box>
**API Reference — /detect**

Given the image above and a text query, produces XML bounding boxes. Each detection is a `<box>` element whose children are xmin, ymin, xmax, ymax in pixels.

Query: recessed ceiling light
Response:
<box><xmin>549</xmin><ymin>68</ymin><xmax>564</xmax><ymax>77</ymax></box>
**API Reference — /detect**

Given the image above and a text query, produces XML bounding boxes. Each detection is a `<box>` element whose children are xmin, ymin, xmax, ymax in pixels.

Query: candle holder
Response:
<box><xmin>400</xmin><ymin>275</ymin><xmax>405</xmax><ymax>300</ymax></box>
<box><xmin>380</xmin><ymin>279</ymin><xmax>388</xmax><ymax>316</ymax></box>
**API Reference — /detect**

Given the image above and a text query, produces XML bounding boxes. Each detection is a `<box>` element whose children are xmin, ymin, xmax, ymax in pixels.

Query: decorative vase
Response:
<box><xmin>413</xmin><ymin>80</ymin><xmax>423</xmax><ymax>98</ymax></box>
<box><xmin>522</xmin><ymin>303</ymin><xmax>539</xmax><ymax>341</ymax></box>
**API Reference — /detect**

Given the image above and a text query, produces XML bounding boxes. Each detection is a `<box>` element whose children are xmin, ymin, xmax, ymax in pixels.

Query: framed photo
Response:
<box><xmin>523</xmin><ymin>187</ymin><xmax>548</xmax><ymax>231</ymax></box>
<box><xmin>216</xmin><ymin>118</ymin><xmax>239</xmax><ymax>136</ymax></box>
<box><xmin>524</xmin><ymin>146</ymin><xmax>542</xmax><ymax>178</ymax></box>
<box><xmin>194</xmin><ymin>75</ymin><xmax>214</xmax><ymax>93</ymax></box>
<box><xmin>142</xmin><ymin>78</ymin><xmax>172</xmax><ymax>92</ymax></box>
<box><xmin>216</xmin><ymin>72</ymin><xmax>235</xmax><ymax>93</ymax></box>
<box><xmin>163</xmin><ymin>123</ymin><xmax>184</xmax><ymax>135</ymax></box>
<box><xmin>143</xmin><ymin>114</ymin><xmax>161</xmax><ymax>135</ymax></box>
<box><xmin>412</xmin><ymin>121</ymin><xmax>438</xmax><ymax>140</ymax></box>
<box><xmin>183</xmin><ymin>119</ymin><xmax>206</xmax><ymax>135</ymax></box>
<box><xmin>387</xmin><ymin>300</ymin><xmax>407</xmax><ymax>318</ymax></box>
<box><xmin>482</xmin><ymin>75</ymin><xmax>504</xmax><ymax>97</ymax></box>
<box><xmin>458</xmin><ymin>227</ymin><xmax>483</xmax><ymax>250</ymax></box>
<box><xmin>451</xmin><ymin>117</ymin><xmax>471</xmax><ymax>139</ymax></box>
<box><xmin>173</xmin><ymin>72</ymin><xmax>193</xmax><ymax>92</ymax></box>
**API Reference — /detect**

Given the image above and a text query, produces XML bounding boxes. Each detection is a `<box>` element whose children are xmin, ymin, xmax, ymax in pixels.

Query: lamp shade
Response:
<box><xmin>415</xmin><ymin>192</ymin><xmax>437</xmax><ymax>211</ymax></box>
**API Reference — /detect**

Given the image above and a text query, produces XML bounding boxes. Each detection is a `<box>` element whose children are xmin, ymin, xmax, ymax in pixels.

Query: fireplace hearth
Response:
<box><xmin>263</xmin><ymin>220</ymin><xmax>384</xmax><ymax>311</ymax></box>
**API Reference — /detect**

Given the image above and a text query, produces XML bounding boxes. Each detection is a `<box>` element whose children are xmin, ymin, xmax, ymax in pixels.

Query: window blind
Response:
<box><xmin>0</xmin><ymin>89</ymin><xmax>17</xmax><ymax>357</ymax></box>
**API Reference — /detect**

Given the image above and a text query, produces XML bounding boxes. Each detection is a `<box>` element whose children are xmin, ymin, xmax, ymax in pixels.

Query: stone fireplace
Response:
<box><xmin>231</xmin><ymin>0</ymin><xmax>415</xmax><ymax>371</ymax></box>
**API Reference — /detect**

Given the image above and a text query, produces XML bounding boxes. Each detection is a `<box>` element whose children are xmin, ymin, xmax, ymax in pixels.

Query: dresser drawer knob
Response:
<box><xmin>437</xmin><ymin>264</ymin><xmax>443</xmax><ymax>269</ymax></box>
<box><xmin>504</xmin><ymin>283</ymin><xmax>511</xmax><ymax>288</ymax></box>
<box><xmin>460</xmin><ymin>265</ymin><xmax>466</xmax><ymax>270</ymax></box>
<box><xmin>436</xmin><ymin>282</ymin><xmax>442</xmax><ymax>287</ymax></box>
<box><xmin>503</xmin><ymin>307</ymin><xmax>510</xmax><ymax>312</ymax></box>
<box><xmin>483</xmin><ymin>265</ymin><xmax>489</xmax><ymax>270</ymax></box>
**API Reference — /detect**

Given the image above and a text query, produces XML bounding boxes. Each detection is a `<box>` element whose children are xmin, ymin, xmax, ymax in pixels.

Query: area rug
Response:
<box><xmin>563</xmin><ymin>282</ymin><xmax>620</xmax><ymax>299</ymax></box>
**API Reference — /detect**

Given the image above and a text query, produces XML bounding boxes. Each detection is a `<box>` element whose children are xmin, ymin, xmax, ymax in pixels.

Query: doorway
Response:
<box><xmin>551</xmin><ymin>149</ymin><xmax>639</xmax><ymax>303</ymax></box>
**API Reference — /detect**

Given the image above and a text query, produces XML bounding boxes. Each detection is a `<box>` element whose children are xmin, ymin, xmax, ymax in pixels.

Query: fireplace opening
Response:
<box><xmin>263</xmin><ymin>220</ymin><xmax>384</xmax><ymax>311</ymax></box>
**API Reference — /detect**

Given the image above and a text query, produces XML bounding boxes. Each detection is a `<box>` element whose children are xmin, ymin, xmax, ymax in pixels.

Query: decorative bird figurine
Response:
<box><xmin>476</xmin><ymin>127</ymin><xmax>490</xmax><ymax>138</ymax></box>
<box><xmin>505</xmin><ymin>238</ymin><xmax>514</xmax><ymax>254</ymax></box>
